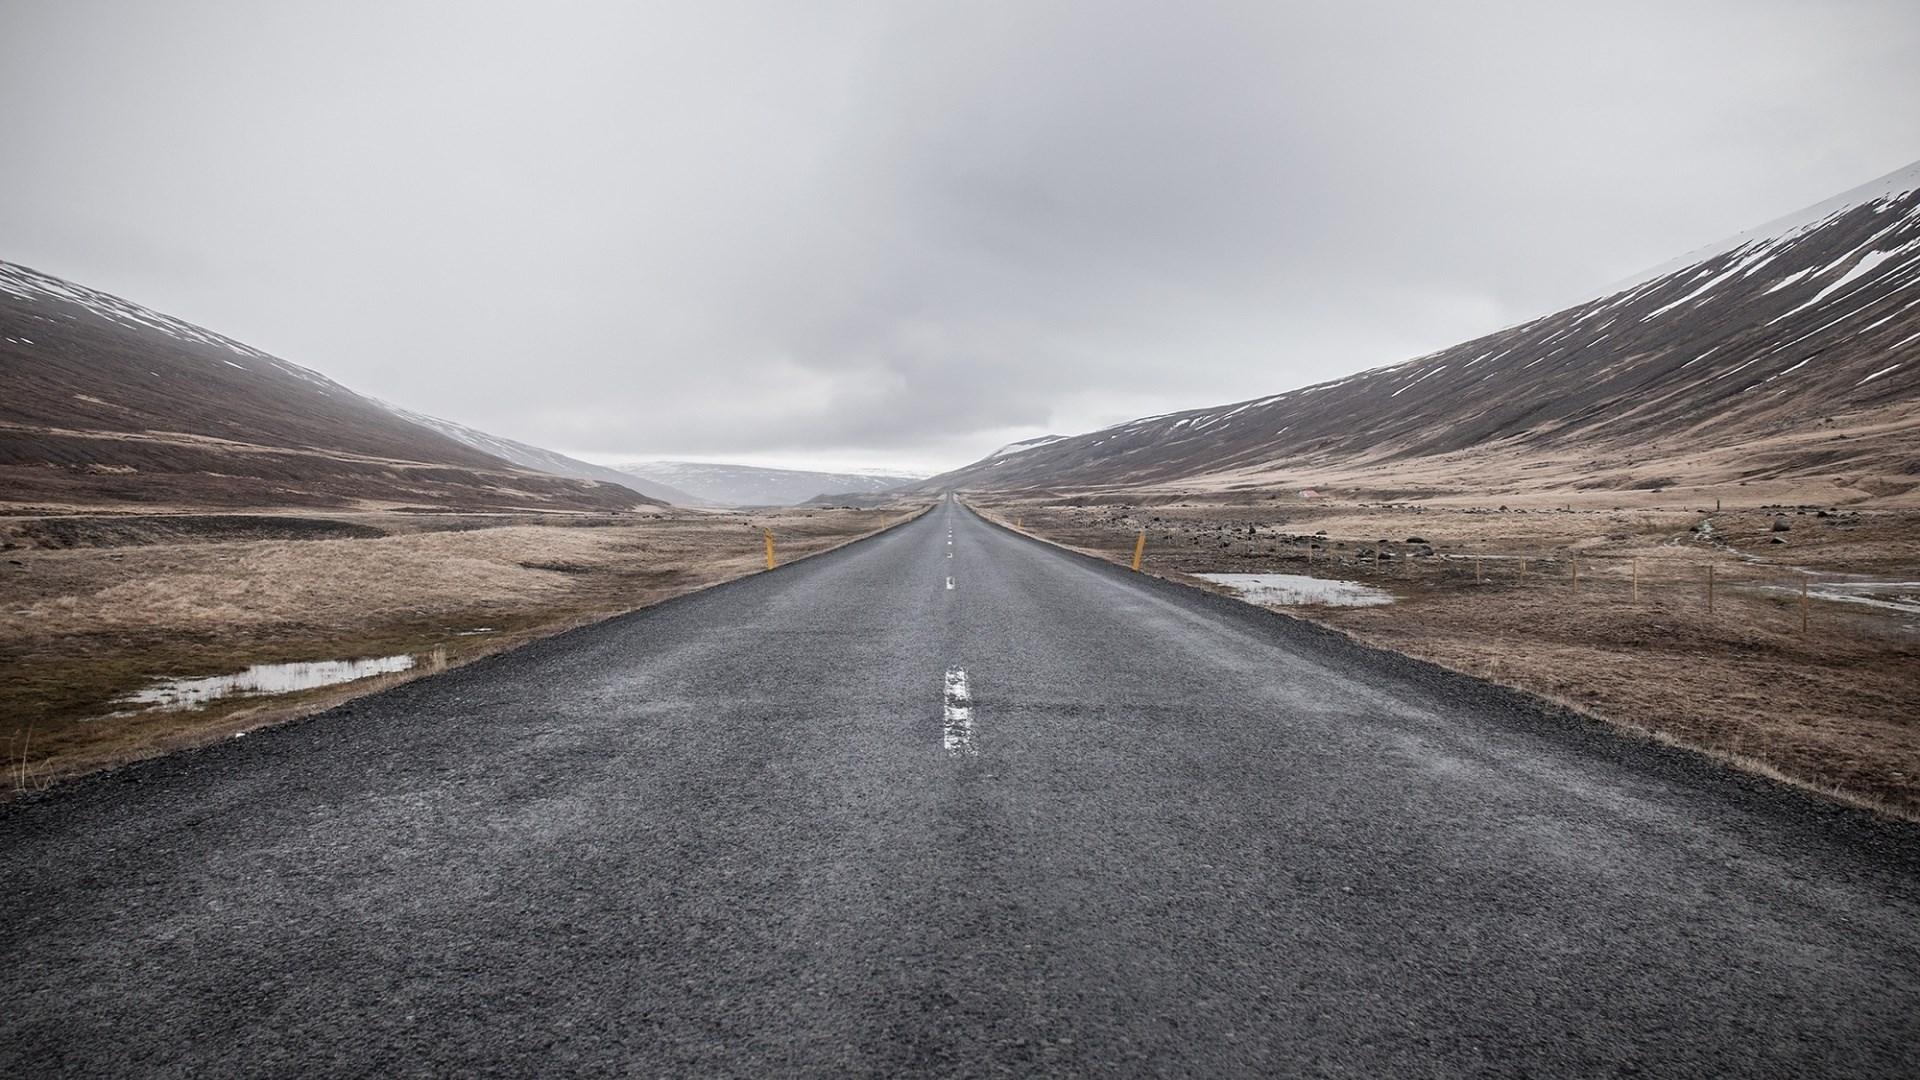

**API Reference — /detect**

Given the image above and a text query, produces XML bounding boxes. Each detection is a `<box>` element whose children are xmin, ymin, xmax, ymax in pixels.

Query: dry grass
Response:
<box><xmin>1020</xmin><ymin>400</ymin><xmax>1920</xmax><ymax>512</ymax></box>
<box><xmin>0</xmin><ymin>504</ymin><xmax>926</xmax><ymax>789</ymax></box>
<box><xmin>982</xmin><ymin>494</ymin><xmax>1920</xmax><ymax>819</ymax></box>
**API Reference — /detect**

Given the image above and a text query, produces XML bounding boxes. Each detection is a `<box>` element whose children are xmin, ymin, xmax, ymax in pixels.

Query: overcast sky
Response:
<box><xmin>4</xmin><ymin>1</ymin><xmax>1916</xmax><ymax>473</ymax></box>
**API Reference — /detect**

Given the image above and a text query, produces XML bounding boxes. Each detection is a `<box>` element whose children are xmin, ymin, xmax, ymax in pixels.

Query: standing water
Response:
<box><xmin>116</xmin><ymin>655</ymin><xmax>417</xmax><ymax>712</ymax></box>
<box><xmin>1196</xmin><ymin>572</ymin><xmax>1396</xmax><ymax>608</ymax></box>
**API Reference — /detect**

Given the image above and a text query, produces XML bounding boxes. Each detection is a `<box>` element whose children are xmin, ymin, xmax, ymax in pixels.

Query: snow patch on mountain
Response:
<box><xmin>989</xmin><ymin>435</ymin><xmax>1069</xmax><ymax>458</ymax></box>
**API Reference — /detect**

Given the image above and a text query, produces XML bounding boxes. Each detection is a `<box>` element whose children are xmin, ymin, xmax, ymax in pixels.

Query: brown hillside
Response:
<box><xmin>0</xmin><ymin>261</ymin><xmax>658</xmax><ymax>512</ymax></box>
<box><xmin>921</xmin><ymin>163</ymin><xmax>1920</xmax><ymax>505</ymax></box>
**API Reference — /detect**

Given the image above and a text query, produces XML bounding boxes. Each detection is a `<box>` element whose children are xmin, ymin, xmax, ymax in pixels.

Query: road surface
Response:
<box><xmin>5</xmin><ymin>497</ymin><xmax>1918</xmax><ymax>1076</ymax></box>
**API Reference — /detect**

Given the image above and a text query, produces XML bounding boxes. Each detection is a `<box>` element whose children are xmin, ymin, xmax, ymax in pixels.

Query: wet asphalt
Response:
<box><xmin>4</xmin><ymin>497</ymin><xmax>1918</xmax><ymax>1077</ymax></box>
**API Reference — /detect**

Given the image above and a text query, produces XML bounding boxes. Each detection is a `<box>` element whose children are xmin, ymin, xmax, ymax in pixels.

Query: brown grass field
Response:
<box><xmin>1</xmin><ymin>505</ymin><xmax>925</xmax><ymax>790</ymax></box>
<box><xmin>975</xmin><ymin>493</ymin><xmax>1920</xmax><ymax>819</ymax></box>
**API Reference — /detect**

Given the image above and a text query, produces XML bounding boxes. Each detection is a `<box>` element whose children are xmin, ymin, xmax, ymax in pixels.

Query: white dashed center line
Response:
<box><xmin>943</xmin><ymin>668</ymin><xmax>975</xmax><ymax>754</ymax></box>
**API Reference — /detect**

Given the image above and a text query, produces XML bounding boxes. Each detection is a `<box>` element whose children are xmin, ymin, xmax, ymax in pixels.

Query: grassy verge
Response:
<box><xmin>2</xmin><ymin>504</ymin><xmax>928</xmax><ymax>791</ymax></box>
<box><xmin>975</xmin><ymin>496</ymin><xmax>1920</xmax><ymax>821</ymax></box>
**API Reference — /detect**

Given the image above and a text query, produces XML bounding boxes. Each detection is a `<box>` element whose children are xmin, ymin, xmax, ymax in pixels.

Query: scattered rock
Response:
<box><xmin>1772</xmin><ymin>517</ymin><xmax>1792</xmax><ymax>532</ymax></box>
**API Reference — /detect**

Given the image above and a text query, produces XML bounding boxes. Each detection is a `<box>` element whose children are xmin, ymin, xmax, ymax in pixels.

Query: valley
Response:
<box><xmin>7</xmin><ymin>7</ymin><xmax>1918</xmax><ymax>1073</ymax></box>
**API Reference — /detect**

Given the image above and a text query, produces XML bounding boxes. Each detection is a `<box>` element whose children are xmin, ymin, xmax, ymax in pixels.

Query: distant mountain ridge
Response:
<box><xmin>614</xmin><ymin>460</ymin><xmax>923</xmax><ymax>507</ymax></box>
<box><xmin>379</xmin><ymin>405</ymin><xmax>700</xmax><ymax>505</ymax></box>
<box><xmin>917</xmin><ymin>160</ymin><xmax>1920</xmax><ymax>504</ymax></box>
<box><xmin>0</xmin><ymin>260</ymin><xmax>662</xmax><ymax>512</ymax></box>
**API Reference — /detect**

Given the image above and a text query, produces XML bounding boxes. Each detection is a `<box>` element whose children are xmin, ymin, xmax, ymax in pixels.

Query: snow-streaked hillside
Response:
<box><xmin>0</xmin><ymin>260</ymin><xmax>658</xmax><ymax>512</ymax></box>
<box><xmin>1607</xmin><ymin>159</ymin><xmax>1920</xmax><ymax>297</ymax></box>
<box><xmin>614</xmin><ymin>460</ymin><xmax>923</xmax><ymax>507</ymax></box>
<box><xmin>917</xmin><ymin>160</ymin><xmax>1920</xmax><ymax>502</ymax></box>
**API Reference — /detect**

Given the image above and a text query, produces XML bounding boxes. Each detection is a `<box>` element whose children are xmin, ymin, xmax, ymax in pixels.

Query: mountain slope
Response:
<box><xmin>614</xmin><ymin>460</ymin><xmax>923</xmax><ymax>507</ymax></box>
<box><xmin>0</xmin><ymin>260</ymin><xmax>660</xmax><ymax>512</ymax></box>
<box><xmin>379</xmin><ymin>405</ymin><xmax>700</xmax><ymax>505</ymax></box>
<box><xmin>987</xmin><ymin>434</ymin><xmax>1069</xmax><ymax>459</ymax></box>
<box><xmin>920</xmin><ymin>161</ymin><xmax>1920</xmax><ymax>504</ymax></box>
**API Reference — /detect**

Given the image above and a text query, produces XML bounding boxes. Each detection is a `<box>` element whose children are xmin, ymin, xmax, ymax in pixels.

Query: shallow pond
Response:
<box><xmin>1196</xmin><ymin>572</ymin><xmax>1396</xmax><ymax>608</ymax></box>
<box><xmin>117</xmin><ymin>655</ymin><xmax>417</xmax><ymax>712</ymax></box>
<box><xmin>1766</xmin><ymin>578</ymin><xmax>1920</xmax><ymax>617</ymax></box>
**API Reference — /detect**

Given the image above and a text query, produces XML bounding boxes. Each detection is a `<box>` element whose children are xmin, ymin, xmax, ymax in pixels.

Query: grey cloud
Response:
<box><xmin>3</xmin><ymin>0</ymin><xmax>1915</xmax><ymax>473</ymax></box>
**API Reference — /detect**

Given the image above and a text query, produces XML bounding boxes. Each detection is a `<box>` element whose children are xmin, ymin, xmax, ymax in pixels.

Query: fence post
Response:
<box><xmin>1707</xmin><ymin>563</ymin><xmax>1714</xmax><ymax>614</ymax></box>
<box><xmin>1475</xmin><ymin>556</ymin><xmax>1482</xmax><ymax>582</ymax></box>
<box><xmin>1131</xmin><ymin>531</ymin><xmax>1146</xmax><ymax>572</ymax></box>
<box><xmin>764</xmin><ymin>530</ymin><xmax>776</xmax><ymax>570</ymax></box>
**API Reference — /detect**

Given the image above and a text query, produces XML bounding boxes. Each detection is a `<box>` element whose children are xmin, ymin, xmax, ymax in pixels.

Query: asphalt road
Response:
<box><xmin>5</xmin><ymin>497</ymin><xmax>1918</xmax><ymax>1077</ymax></box>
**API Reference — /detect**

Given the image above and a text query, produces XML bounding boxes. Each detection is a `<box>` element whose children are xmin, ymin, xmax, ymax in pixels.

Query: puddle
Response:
<box><xmin>1760</xmin><ymin>579</ymin><xmax>1920</xmax><ymax>617</ymax></box>
<box><xmin>117</xmin><ymin>654</ymin><xmax>417</xmax><ymax>712</ymax></box>
<box><xmin>1197</xmin><ymin>572</ymin><xmax>1396</xmax><ymax>607</ymax></box>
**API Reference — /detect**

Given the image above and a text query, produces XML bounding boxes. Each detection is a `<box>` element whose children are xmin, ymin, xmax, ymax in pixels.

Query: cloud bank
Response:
<box><xmin>4</xmin><ymin>0</ymin><xmax>1915</xmax><ymax>471</ymax></box>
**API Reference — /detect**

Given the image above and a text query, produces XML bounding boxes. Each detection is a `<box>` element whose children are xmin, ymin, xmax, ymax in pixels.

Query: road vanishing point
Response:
<box><xmin>5</xmin><ymin>497</ymin><xmax>1918</xmax><ymax>1077</ymax></box>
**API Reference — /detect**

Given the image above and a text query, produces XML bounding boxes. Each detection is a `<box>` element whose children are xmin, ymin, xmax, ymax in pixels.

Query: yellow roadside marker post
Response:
<box><xmin>1131</xmin><ymin>531</ymin><xmax>1146</xmax><ymax>572</ymax></box>
<box><xmin>764</xmin><ymin>530</ymin><xmax>776</xmax><ymax>570</ymax></box>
